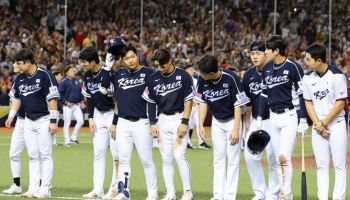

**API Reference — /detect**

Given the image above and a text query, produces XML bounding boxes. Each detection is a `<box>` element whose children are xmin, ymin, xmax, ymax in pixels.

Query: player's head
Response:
<box><xmin>79</xmin><ymin>47</ymin><xmax>100</xmax><ymax>71</ymax></box>
<box><xmin>107</xmin><ymin>37</ymin><xmax>126</xmax><ymax>58</ymax></box>
<box><xmin>305</xmin><ymin>43</ymin><xmax>327</xmax><ymax>70</ymax></box>
<box><xmin>197</xmin><ymin>55</ymin><xmax>219</xmax><ymax>80</ymax></box>
<box><xmin>64</xmin><ymin>65</ymin><xmax>77</xmax><ymax>78</ymax></box>
<box><xmin>249</xmin><ymin>41</ymin><xmax>266</xmax><ymax>68</ymax></box>
<box><xmin>12</xmin><ymin>62</ymin><xmax>22</xmax><ymax>73</ymax></box>
<box><xmin>53</xmin><ymin>71</ymin><xmax>63</xmax><ymax>84</ymax></box>
<box><xmin>184</xmin><ymin>64</ymin><xmax>195</xmax><ymax>77</ymax></box>
<box><xmin>120</xmin><ymin>44</ymin><xmax>140</xmax><ymax>71</ymax></box>
<box><xmin>151</xmin><ymin>48</ymin><xmax>173</xmax><ymax>74</ymax></box>
<box><xmin>265</xmin><ymin>35</ymin><xmax>287</xmax><ymax>61</ymax></box>
<box><xmin>14</xmin><ymin>48</ymin><xmax>35</xmax><ymax>73</ymax></box>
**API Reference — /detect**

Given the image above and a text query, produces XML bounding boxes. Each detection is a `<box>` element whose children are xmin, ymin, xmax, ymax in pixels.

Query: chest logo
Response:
<box><xmin>314</xmin><ymin>89</ymin><xmax>329</xmax><ymax>100</ymax></box>
<box><xmin>203</xmin><ymin>89</ymin><xmax>230</xmax><ymax>102</ymax></box>
<box><xmin>18</xmin><ymin>84</ymin><xmax>41</xmax><ymax>96</ymax></box>
<box><xmin>265</xmin><ymin>75</ymin><xmax>289</xmax><ymax>89</ymax></box>
<box><xmin>154</xmin><ymin>81</ymin><xmax>182</xmax><ymax>96</ymax></box>
<box><xmin>118</xmin><ymin>77</ymin><xmax>145</xmax><ymax>90</ymax></box>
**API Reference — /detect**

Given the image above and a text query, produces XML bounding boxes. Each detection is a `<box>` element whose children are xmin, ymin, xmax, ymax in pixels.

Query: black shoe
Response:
<box><xmin>198</xmin><ymin>142</ymin><xmax>211</xmax><ymax>149</ymax></box>
<box><xmin>187</xmin><ymin>143</ymin><xmax>194</xmax><ymax>150</ymax></box>
<box><xmin>70</xmin><ymin>139</ymin><xmax>80</xmax><ymax>145</ymax></box>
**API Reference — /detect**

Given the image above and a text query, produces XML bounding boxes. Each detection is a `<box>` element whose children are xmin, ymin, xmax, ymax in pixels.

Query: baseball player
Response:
<box><xmin>184</xmin><ymin>64</ymin><xmax>211</xmax><ymax>150</ymax></box>
<box><xmin>53</xmin><ymin>71</ymin><xmax>63</xmax><ymax>146</ymax></box>
<box><xmin>3</xmin><ymin>63</ymin><xmax>25</xmax><ymax>195</ymax></box>
<box><xmin>195</xmin><ymin>55</ymin><xmax>250</xmax><ymax>200</ymax></box>
<box><xmin>111</xmin><ymin>44</ymin><xmax>158</xmax><ymax>200</ymax></box>
<box><xmin>242</xmin><ymin>41</ymin><xmax>279</xmax><ymax>200</ymax></box>
<box><xmin>59</xmin><ymin>66</ymin><xmax>84</xmax><ymax>145</ymax></box>
<box><xmin>142</xmin><ymin>48</ymin><xmax>194</xmax><ymax>200</ymax></box>
<box><xmin>79</xmin><ymin>47</ymin><xmax>118</xmax><ymax>199</ymax></box>
<box><xmin>257</xmin><ymin>35</ymin><xmax>308</xmax><ymax>200</ymax></box>
<box><xmin>303</xmin><ymin>43</ymin><xmax>348</xmax><ymax>200</ymax></box>
<box><xmin>6</xmin><ymin>48</ymin><xmax>60</xmax><ymax>198</ymax></box>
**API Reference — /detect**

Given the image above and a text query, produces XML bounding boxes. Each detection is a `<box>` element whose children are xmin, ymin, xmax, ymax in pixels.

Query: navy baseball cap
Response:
<box><xmin>249</xmin><ymin>41</ymin><xmax>266</xmax><ymax>52</ymax></box>
<box><xmin>107</xmin><ymin>37</ymin><xmax>126</xmax><ymax>57</ymax></box>
<box><xmin>151</xmin><ymin>49</ymin><xmax>171</xmax><ymax>65</ymax></box>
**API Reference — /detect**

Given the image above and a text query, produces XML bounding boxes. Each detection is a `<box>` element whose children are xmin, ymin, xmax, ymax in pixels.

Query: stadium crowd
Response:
<box><xmin>0</xmin><ymin>0</ymin><xmax>349</xmax><ymax>105</ymax></box>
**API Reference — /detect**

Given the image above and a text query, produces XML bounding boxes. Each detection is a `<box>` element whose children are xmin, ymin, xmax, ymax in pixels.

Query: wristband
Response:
<box><xmin>181</xmin><ymin>118</ymin><xmax>189</xmax><ymax>125</ymax></box>
<box><xmin>112</xmin><ymin>113</ymin><xmax>119</xmax><ymax>125</ymax></box>
<box><xmin>50</xmin><ymin>110</ymin><xmax>59</xmax><ymax>120</ymax></box>
<box><xmin>8</xmin><ymin>109</ymin><xmax>17</xmax><ymax>118</ymax></box>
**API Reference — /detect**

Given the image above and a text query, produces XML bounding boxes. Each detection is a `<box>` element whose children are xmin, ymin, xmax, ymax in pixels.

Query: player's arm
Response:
<box><xmin>110</xmin><ymin>97</ymin><xmax>118</xmax><ymax>140</ymax></box>
<box><xmin>5</xmin><ymin>99</ymin><xmax>21</xmax><ymax>128</ymax></box>
<box><xmin>244</xmin><ymin>106</ymin><xmax>252</xmax><ymax>137</ymax></box>
<box><xmin>178</xmin><ymin>74</ymin><xmax>194</xmax><ymax>138</ymax></box>
<box><xmin>48</xmin><ymin>98</ymin><xmax>59</xmax><ymax>134</ymax></box>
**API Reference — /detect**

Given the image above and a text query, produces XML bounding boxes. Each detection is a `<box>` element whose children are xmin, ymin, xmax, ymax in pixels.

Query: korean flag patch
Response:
<box><xmin>36</xmin><ymin>79</ymin><xmax>41</xmax><ymax>83</ymax></box>
<box><xmin>176</xmin><ymin>76</ymin><xmax>181</xmax><ymax>80</ymax></box>
<box><xmin>140</xmin><ymin>73</ymin><xmax>146</xmax><ymax>78</ymax></box>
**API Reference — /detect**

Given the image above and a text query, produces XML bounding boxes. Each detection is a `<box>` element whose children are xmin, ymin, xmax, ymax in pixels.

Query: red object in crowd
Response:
<box><xmin>75</xmin><ymin>31</ymin><xmax>85</xmax><ymax>46</ymax></box>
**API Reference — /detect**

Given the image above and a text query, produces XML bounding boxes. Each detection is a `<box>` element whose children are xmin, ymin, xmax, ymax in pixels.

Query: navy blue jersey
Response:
<box><xmin>142</xmin><ymin>67</ymin><xmax>194</xmax><ymax>114</ymax></box>
<box><xmin>195</xmin><ymin>69</ymin><xmax>250</xmax><ymax>120</ymax></box>
<box><xmin>82</xmin><ymin>67</ymin><xmax>114</xmax><ymax>111</ymax></box>
<box><xmin>9</xmin><ymin>67</ymin><xmax>60</xmax><ymax>120</ymax></box>
<box><xmin>261</xmin><ymin>59</ymin><xmax>304</xmax><ymax>109</ymax></box>
<box><xmin>242</xmin><ymin>66</ymin><xmax>269</xmax><ymax>120</ymax></box>
<box><xmin>113</xmin><ymin>66</ymin><xmax>153</xmax><ymax>118</ymax></box>
<box><xmin>59</xmin><ymin>77</ymin><xmax>83</xmax><ymax>104</ymax></box>
<box><xmin>17</xmin><ymin>106</ymin><xmax>25</xmax><ymax>118</ymax></box>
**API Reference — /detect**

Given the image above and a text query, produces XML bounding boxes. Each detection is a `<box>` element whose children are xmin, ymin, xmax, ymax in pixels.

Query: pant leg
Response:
<box><xmin>244</xmin><ymin>117</ymin><xmax>266</xmax><ymax>199</ymax></box>
<box><xmin>212</xmin><ymin>117</ymin><xmax>227</xmax><ymax>200</ymax></box>
<box><xmin>224</xmin><ymin>118</ymin><xmax>241</xmax><ymax>200</ymax></box>
<box><xmin>265</xmin><ymin>136</ymin><xmax>280</xmax><ymax>200</ymax></box>
<box><xmin>37</xmin><ymin>117</ymin><xmax>54</xmax><ymax>193</ymax></box>
<box><xmin>328</xmin><ymin>118</ymin><xmax>347</xmax><ymax>200</ymax></box>
<box><xmin>71</xmin><ymin>104</ymin><xmax>84</xmax><ymax>141</ymax></box>
<box><xmin>158</xmin><ymin>114</ymin><xmax>176</xmax><ymax>196</ymax></box>
<box><xmin>9</xmin><ymin>118</ymin><xmax>25</xmax><ymax>178</ymax></box>
<box><xmin>24</xmin><ymin>117</ymin><xmax>41</xmax><ymax>193</ymax></box>
<box><xmin>312</xmin><ymin>130</ymin><xmax>330</xmax><ymax>200</ymax></box>
<box><xmin>133</xmin><ymin>119</ymin><xmax>158</xmax><ymax>197</ymax></box>
<box><xmin>63</xmin><ymin>106</ymin><xmax>73</xmax><ymax>144</ymax></box>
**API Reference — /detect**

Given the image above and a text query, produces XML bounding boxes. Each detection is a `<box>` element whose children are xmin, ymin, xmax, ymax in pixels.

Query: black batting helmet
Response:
<box><xmin>107</xmin><ymin>37</ymin><xmax>126</xmax><ymax>58</ymax></box>
<box><xmin>247</xmin><ymin>129</ymin><xmax>271</xmax><ymax>155</ymax></box>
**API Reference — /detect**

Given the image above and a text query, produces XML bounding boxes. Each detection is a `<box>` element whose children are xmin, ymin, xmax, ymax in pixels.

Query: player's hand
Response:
<box><xmin>199</xmin><ymin>125</ymin><xmax>207</xmax><ymax>142</ymax></box>
<box><xmin>150</xmin><ymin>125</ymin><xmax>158</xmax><ymax>138</ymax></box>
<box><xmin>229</xmin><ymin>127</ymin><xmax>240</xmax><ymax>145</ymax></box>
<box><xmin>177</xmin><ymin>123</ymin><xmax>188</xmax><ymax>139</ymax></box>
<box><xmin>297</xmin><ymin>118</ymin><xmax>308</xmax><ymax>136</ymax></box>
<box><xmin>109</xmin><ymin>124</ymin><xmax>117</xmax><ymax>140</ymax></box>
<box><xmin>80</xmin><ymin>101</ymin><xmax>86</xmax><ymax>109</ymax></box>
<box><xmin>88</xmin><ymin>118</ymin><xmax>96</xmax><ymax>136</ymax></box>
<box><xmin>313</xmin><ymin>120</ymin><xmax>325</xmax><ymax>133</ymax></box>
<box><xmin>105</xmin><ymin>53</ymin><xmax>115</xmax><ymax>71</ymax></box>
<box><xmin>5</xmin><ymin>117</ymin><xmax>14</xmax><ymax>128</ymax></box>
<box><xmin>66</xmin><ymin>102</ymin><xmax>73</xmax><ymax>107</ymax></box>
<box><xmin>320</xmin><ymin>128</ymin><xmax>331</xmax><ymax>138</ymax></box>
<box><xmin>49</xmin><ymin>123</ymin><xmax>58</xmax><ymax>135</ymax></box>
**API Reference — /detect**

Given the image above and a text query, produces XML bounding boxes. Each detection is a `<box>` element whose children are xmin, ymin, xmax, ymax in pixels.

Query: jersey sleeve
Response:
<box><xmin>82</xmin><ymin>76</ymin><xmax>91</xmax><ymax>98</ymax></box>
<box><xmin>183</xmin><ymin>73</ymin><xmax>194</xmax><ymax>102</ymax></box>
<box><xmin>44</xmin><ymin>71</ymin><xmax>60</xmax><ymax>101</ymax></box>
<box><xmin>58</xmin><ymin>79</ymin><xmax>67</xmax><ymax>103</ymax></box>
<box><xmin>302</xmin><ymin>75</ymin><xmax>312</xmax><ymax>101</ymax></box>
<box><xmin>291</xmin><ymin>61</ymin><xmax>304</xmax><ymax>96</ymax></box>
<box><xmin>142</xmin><ymin>80</ymin><xmax>156</xmax><ymax>103</ymax></box>
<box><xmin>334</xmin><ymin>74</ymin><xmax>348</xmax><ymax>100</ymax></box>
<box><xmin>194</xmin><ymin>77</ymin><xmax>206</xmax><ymax>104</ymax></box>
<box><xmin>8</xmin><ymin>78</ymin><xmax>20</xmax><ymax>101</ymax></box>
<box><xmin>231</xmin><ymin>73</ymin><xmax>250</xmax><ymax>107</ymax></box>
<box><xmin>242</xmin><ymin>71</ymin><xmax>253</xmax><ymax>106</ymax></box>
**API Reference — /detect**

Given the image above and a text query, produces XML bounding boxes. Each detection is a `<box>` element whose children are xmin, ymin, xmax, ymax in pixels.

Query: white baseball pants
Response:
<box><xmin>188</xmin><ymin>104</ymin><xmax>204</xmax><ymax>144</ymax></box>
<box><xmin>312</xmin><ymin>117</ymin><xmax>347</xmax><ymax>200</ymax></box>
<box><xmin>158</xmin><ymin>113</ymin><xmax>191</xmax><ymax>196</ymax></box>
<box><xmin>116</xmin><ymin>117</ymin><xmax>158</xmax><ymax>197</ymax></box>
<box><xmin>24</xmin><ymin>115</ymin><xmax>53</xmax><ymax>194</ymax></box>
<box><xmin>9</xmin><ymin>118</ymin><xmax>25</xmax><ymax>178</ymax></box>
<box><xmin>269</xmin><ymin>109</ymin><xmax>298</xmax><ymax>200</ymax></box>
<box><xmin>63</xmin><ymin>104</ymin><xmax>84</xmax><ymax>143</ymax></box>
<box><xmin>244</xmin><ymin>117</ymin><xmax>280</xmax><ymax>200</ymax></box>
<box><xmin>211</xmin><ymin>116</ymin><xmax>241</xmax><ymax>200</ymax></box>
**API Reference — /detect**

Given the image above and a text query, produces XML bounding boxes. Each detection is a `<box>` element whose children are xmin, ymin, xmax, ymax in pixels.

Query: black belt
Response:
<box><xmin>216</xmin><ymin>116</ymin><xmax>234</xmax><ymax>123</ymax></box>
<box><xmin>270</xmin><ymin>107</ymin><xmax>293</xmax><ymax>114</ymax></box>
<box><xmin>123</xmin><ymin>116</ymin><xmax>147</xmax><ymax>122</ymax></box>
<box><xmin>162</xmin><ymin>111</ymin><xmax>181</xmax><ymax>115</ymax></box>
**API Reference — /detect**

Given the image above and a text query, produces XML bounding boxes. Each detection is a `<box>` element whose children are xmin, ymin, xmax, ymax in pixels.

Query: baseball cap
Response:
<box><xmin>107</xmin><ymin>37</ymin><xmax>126</xmax><ymax>57</ymax></box>
<box><xmin>151</xmin><ymin>49</ymin><xmax>171</xmax><ymax>65</ymax></box>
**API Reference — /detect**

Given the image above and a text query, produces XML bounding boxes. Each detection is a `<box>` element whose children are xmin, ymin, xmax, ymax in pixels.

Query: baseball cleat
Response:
<box><xmin>160</xmin><ymin>193</ymin><xmax>176</xmax><ymax>200</ymax></box>
<box><xmin>102</xmin><ymin>187</ymin><xmax>117</xmax><ymax>200</ymax></box>
<box><xmin>82</xmin><ymin>190</ymin><xmax>102</xmax><ymax>198</ymax></box>
<box><xmin>2</xmin><ymin>184</ymin><xmax>22</xmax><ymax>194</ymax></box>
<box><xmin>21</xmin><ymin>190</ymin><xmax>35</xmax><ymax>198</ymax></box>
<box><xmin>187</xmin><ymin>143</ymin><xmax>194</xmax><ymax>150</ymax></box>
<box><xmin>146</xmin><ymin>195</ymin><xmax>158</xmax><ymax>200</ymax></box>
<box><xmin>70</xmin><ymin>139</ymin><xmax>80</xmax><ymax>144</ymax></box>
<box><xmin>33</xmin><ymin>190</ymin><xmax>51</xmax><ymax>198</ymax></box>
<box><xmin>251</xmin><ymin>196</ymin><xmax>263</xmax><ymax>200</ymax></box>
<box><xmin>116</xmin><ymin>190</ymin><xmax>131</xmax><ymax>200</ymax></box>
<box><xmin>180</xmin><ymin>194</ymin><xmax>193</xmax><ymax>200</ymax></box>
<box><xmin>198</xmin><ymin>142</ymin><xmax>211</xmax><ymax>149</ymax></box>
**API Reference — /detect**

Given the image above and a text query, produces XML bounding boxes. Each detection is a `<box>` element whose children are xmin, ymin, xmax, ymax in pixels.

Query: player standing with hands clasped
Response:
<box><xmin>303</xmin><ymin>44</ymin><xmax>348</xmax><ymax>200</ymax></box>
<box><xmin>111</xmin><ymin>44</ymin><xmax>158</xmax><ymax>200</ymax></box>
<box><xmin>142</xmin><ymin>49</ymin><xmax>194</xmax><ymax>200</ymax></box>
<box><xmin>79</xmin><ymin>47</ymin><xmax>118</xmax><ymax>199</ymax></box>
<box><xmin>256</xmin><ymin>35</ymin><xmax>308</xmax><ymax>200</ymax></box>
<box><xmin>242</xmin><ymin>41</ymin><xmax>280</xmax><ymax>200</ymax></box>
<box><xmin>6</xmin><ymin>48</ymin><xmax>60</xmax><ymax>198</ymax></box>
<box><xmin>195</xmin><ymin>55</ymin><xmax>250</xmax><ymax>200</ymax></box>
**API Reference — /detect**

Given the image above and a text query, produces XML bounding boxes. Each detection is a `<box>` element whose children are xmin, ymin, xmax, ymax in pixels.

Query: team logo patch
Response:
<box><xmin>236</xmin><ymin>91</ymin><xmax>249</xmax><ymax>103</ymax></box>
<box><xmin>176</xmin><ymin>76</ymin><xmax>181</xmax><ymax>80</ymax></box>
<box><xmin>223</xmin><ymin>83</ymin><xmax>228</xmax><ymax>88</ymax></box>
<box><xmin>140</xmin><ymin>73</ymin><xmax>146</xmax><ymax>77</ymax></box>
<box><xmin>36</xmin><ymin>79</ymin><xmax>40</xmax><ymax>83</ymax></box>
<box><xmin>283</xmin><ymin>70</ymin><xmax>289</xmax><ymax>75</ymax></box>
<box><xmin>314</xmin><ymin>89</ymin><xmax>329</xmax><ymax>100</ymax></box>
<box><xmin>195</xmin><ymin>92</ymin><xmax>202</xmax><ymax>98</ymax></box>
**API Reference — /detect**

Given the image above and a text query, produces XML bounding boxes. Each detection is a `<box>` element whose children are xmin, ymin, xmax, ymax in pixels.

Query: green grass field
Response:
<box><xmin>0</xmin><ymin>128</ymin><xmax>349</xmax><ymax>200</ymax></box>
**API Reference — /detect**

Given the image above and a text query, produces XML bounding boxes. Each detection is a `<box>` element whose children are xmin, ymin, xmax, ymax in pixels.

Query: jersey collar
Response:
<box><xmin>210</xmin><ymin>69</ymin><xmax>223</xmax><ymax>84</ymax></box>
<box><xmin>26</xmin><ymin>66</ymin><xmax>38</xmax><ymax>78</ymax></box>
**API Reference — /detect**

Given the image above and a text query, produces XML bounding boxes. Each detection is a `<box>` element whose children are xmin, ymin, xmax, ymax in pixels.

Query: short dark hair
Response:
<box><xmin>151</xmin><ymin>49</ymin><xmax>171</xmax><ymax>65</ymax></box>
<box><xmin>14</xmin><ymin>48</ymin><xmax>35</xmax><ymax>64</ymax></box>
<box><xmin>79</xmin><ymin>47</ymin><xmax>100</xmax><ymax>64</ymax></box>
<box><xmin>265</xmin><ymin>35</ymin><xmax>287</xmax><ymax>56</ymax></box>
<box><xmin>53</xmin><ymin>71</ymin><xmax>62</xmax><ymax>76</ymax></box>
<box><xmin>250</xmin><ymin>40</ymin><xmax>266</xmax><ymax>52</ymax></box>
<box><xmin>197</xmin><ymin>55</ymin><xmax>219</xmax><ymax>73</ymax></box>
<box><xmin>120</xmin><ymin>44</ymin><xmax>138</xmax><ymax>59</ymax></box>
<box><xmin>306</xmin><ymin>43</ymin><xmax>327</xmax><ymax>63</ymax></box>
<box><xmin>64</xmin><ymin>65</ymin><xmax>74</xmax><ymax>74</ymax></box>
